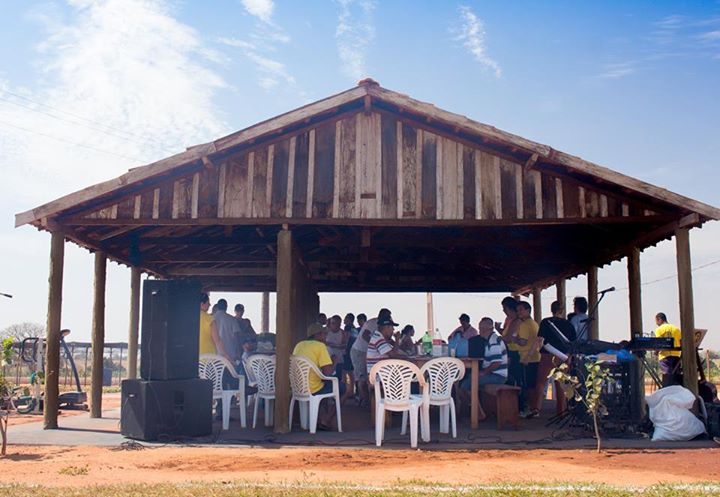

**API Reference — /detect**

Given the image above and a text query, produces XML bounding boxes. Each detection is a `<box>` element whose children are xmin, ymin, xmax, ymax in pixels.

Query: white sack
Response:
<box><xmin>646</xmin><ymin>385</ymin><xmax>706</xmax><ymax>441</ymax></box>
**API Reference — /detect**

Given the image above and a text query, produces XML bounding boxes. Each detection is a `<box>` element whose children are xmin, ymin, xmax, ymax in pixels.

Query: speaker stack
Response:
<box><xmin>121</xmin><ymin>279</ymin><xmax>212</xmax><ymax>441</ymax></box>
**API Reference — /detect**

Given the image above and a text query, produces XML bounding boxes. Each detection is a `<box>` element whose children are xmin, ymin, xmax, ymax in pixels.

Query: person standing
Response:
<box><xmin>199</xmin><ymin>293</ymin><xmax>227</xmax><ymax>358</ymax></box>
<box><xmin>498</xmin><ymin>297</ymin><xmax>522</xmax><ymax>390</ymax></box>
<box><xmin>351</xmin><ymin>308</ymin><xmax>391</xmax><ymax>406</ymax></box>
<box><xmin>534</xmin><ymin>301</ymin><xmax>576</xmax><ymax>413</ymax></box>
<box><xmin>570</xmin><ymin>297</ymin><xmax>589</xmax><ymax>342</ymax></box>
<box><xmin>654</xmin><ymin>312</ymin><xmax>682</xmax><ymax>387</ymax></box>
<box><xmin>515</xmin><ymin>301</ymin><xmax>541</xmax><ymax>418</ymax></box>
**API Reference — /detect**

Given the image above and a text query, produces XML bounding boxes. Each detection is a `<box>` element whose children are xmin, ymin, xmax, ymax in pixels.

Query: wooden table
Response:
<box><xmin>405</xmin><ymin>356</ymin><xmax>486</xmax><ymax>429</ymax></box>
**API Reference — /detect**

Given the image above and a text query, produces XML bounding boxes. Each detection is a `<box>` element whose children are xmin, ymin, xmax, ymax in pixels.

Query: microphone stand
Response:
<box><xmin>578</xmin><ymin>289</ymin><xmax>612</xmax><ymax>344</ymax></box>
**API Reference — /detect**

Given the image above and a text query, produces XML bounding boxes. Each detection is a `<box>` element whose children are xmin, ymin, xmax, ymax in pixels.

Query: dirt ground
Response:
<box><xmin>1</xmin><ymin>445</ymin><xmax>719</xmax><ymax>488</ymax></box>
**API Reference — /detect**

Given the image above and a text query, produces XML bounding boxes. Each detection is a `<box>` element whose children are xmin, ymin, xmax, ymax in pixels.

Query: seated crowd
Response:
<box><xmin>198</xmin><ymin>292</ymin><xmax>597</xmax><ymax>428</ymax></box>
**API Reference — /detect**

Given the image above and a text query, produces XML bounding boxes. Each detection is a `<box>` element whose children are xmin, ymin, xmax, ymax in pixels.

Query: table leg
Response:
<box><xmin>470</xmin><ymin>361</ymin><xmax>486</xmax><ymax>429</ymax></box>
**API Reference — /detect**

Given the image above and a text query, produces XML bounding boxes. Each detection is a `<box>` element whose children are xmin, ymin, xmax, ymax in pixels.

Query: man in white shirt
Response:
<box><xmin>350</xmin><ymin>308</ymin><xmax>391</xmax><ymax>406</ymax></box>
<box><xmin>569</xmin><ymin>296</ymin><xmax>589</xmax><ymax>342</ymax></box>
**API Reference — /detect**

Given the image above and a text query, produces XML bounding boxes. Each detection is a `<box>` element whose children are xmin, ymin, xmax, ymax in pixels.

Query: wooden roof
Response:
<box><xmin>15</xmin><ymin>79</ymin><xmax>720</xmax><ymax>293</ymax></box>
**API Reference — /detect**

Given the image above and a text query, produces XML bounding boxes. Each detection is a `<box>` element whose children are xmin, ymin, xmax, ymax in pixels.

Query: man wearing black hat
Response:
<box><xmin>366</xmin><ymin>316</ymin><xmax>403</xmax><ymax>375</ymax></box>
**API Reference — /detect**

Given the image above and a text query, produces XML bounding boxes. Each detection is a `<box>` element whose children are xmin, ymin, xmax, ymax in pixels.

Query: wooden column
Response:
<box><xmin>44</xmin><ymin>230</ymin><xmax>65</xmax><ymax>430</ymax></box>
<box><xmin>90</xmin><ymin>251</ymin><xmax>107</xmax><ymax>418</ymax></box>
<box><xmin>676</xmin><ymin>228</ymin><xmax>698</xmax><ymax>395</ymax></box>
<box><xmin>275</xmin><ymin>229</ymin><xmax>296</xmax><ymax>432</ymax></box>
<box><xmin>556</xmin><ymin>280</ymin><xmax>566</xmax><ymax>318</ymax></box>
<box><xmin>532</xmin><ymin>287</ymin><xmax>542</xmax><ymax>323</ymax></box>
<box><xmin>261</xmin><ymin>291</ymin><xmax>270</xmax><ymax>333</ymax></box>
<box><xmin>587</xmin><ymin>266</ymin><xmax>599</xmax><ymax>340</ymax></box>
<box><xmin>127</xmin><ymin>267</ymin><xmax>141</xmax><ymax>380</ymax></box>
<box><xmin>627</xmin><ymin>248</ymin><xmax>643</xmax><ymax>338</ymax></box>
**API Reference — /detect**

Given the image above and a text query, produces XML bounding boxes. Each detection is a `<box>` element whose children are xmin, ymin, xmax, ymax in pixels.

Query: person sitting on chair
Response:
<box><xmin>293</xmin><ymin>323</ymin><xmax>344</xmax><ymax>430</ymax></box>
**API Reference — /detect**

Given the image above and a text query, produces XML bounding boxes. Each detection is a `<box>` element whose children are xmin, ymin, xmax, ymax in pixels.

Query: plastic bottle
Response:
<box><xmin>421</xmin><ymin>330</ymin><xmax>433</xmax><ymax>355</ymax></box>
<box><xmin>432</xmin><ymin>328</ymin><xmax>443</xmax><ymax>356</ymax></box>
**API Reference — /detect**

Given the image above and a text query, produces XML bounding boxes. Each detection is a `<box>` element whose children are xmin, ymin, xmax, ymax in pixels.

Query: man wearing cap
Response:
<box><xmin>366</xmin><ymin>316</ymin><xmax>404</xmax><ymax>375</ymax></box>
<box><xmin>450</xmin><ymin>313</ymin><xmax>478</xmax><ymax>340</ymax></box>
<box><xmin>293</xmin><ymin>323</ymin><xmax>344</xmax><ymax>429</ymax></box>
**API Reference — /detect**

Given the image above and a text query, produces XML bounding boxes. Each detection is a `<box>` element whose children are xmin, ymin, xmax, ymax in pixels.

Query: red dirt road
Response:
<box><xmin>1</xmin><ymin>445</ymin><xmax>718</xmax><ymax>488</ymax></box>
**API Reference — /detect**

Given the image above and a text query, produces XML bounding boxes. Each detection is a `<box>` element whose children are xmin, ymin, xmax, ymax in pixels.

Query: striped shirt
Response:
<box><xmin>482</xmin><ymin>333</ymin><xmax>508</xmax><ymax>378</ymax></box>
<box><xmin>366</xmin><ymin>330</ymin><xmax>394</xmax><ymax>374</ymax></box>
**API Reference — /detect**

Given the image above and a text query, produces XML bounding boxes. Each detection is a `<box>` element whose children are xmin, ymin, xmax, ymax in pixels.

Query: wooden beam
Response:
<box><xmin>274</xmin><ymin>229</ymin><xmax>294</xmax><ymax>433</ymax></box>
<box><xmin>556</xmin><ymin>279</ymin><xmax>566</xmax><ymax>319</ymax></box>
<box><xmin>627</xmin><ymin>248</ymin><xmax>642</xmax><ymax>339</ymax></box>
<box><xmin>127</xmin><ymin>267</ymin><xmax>141</xmax><ymax>380</ymax></box>
<box><xmin>90</xmin><ymin>251</ymin><xmax>107</xmax><ymax>418</ymax></box>
<box><xmin>43</xmin><ymin>231</ymin><xmax>65</xmax><ymax>430</ymax></box>
<box><xmin>587</xmin><ymin>266</ymin><xmax>599</xmax><ymax>340</ymax></box>
<box><xmin>261</xmin><ymin>291</ymin><xmax>270</xmax><ymax>333</ymax></box>
<box><xmin>166</xmin><ymin>267</ymin><xmax>276</xmax><ymax>277</ymax></box>
<box><xmin>532</xmin><ymin>287</ymin><xmax>542</xmax><ymax>323</ymax></box>
<box><xmin>676</xmin><ymin>228</ymin><xmax>698</xmax><ymax>395</ymax></box>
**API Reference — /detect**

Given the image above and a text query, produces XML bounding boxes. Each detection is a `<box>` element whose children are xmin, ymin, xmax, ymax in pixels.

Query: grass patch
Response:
<box><xmin>1</xmin><ymin>482</ymin><xmax>720</xmax><ymax>497</ymax></box>
<box><xmin>57</xmin><ymin>465</ymin><xmax>89</xmax><ymax>476</ymax></box>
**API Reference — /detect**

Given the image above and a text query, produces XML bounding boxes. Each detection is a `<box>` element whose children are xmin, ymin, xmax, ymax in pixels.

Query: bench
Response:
<box><xmin>480</xmin><ymin>384</ymin><xmax>521</xmax><ymax>430</ymax></box>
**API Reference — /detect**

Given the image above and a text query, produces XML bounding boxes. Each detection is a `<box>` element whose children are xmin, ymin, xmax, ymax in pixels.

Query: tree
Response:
<box><xmin>0</xmin><ymin>322</ymin><xmax>44</xmax><ymax>341</ymax></box>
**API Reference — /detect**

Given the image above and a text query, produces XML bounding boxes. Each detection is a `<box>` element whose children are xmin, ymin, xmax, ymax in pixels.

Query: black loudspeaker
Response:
<box><xmin>120</xmin><ymin>378</ymin><xmax>212</xmax><ymax>441</ymax></box>
<box><xmin>141</xmin><ymin>279</ymin><xmax>201</xmax><ymax>380</ymax></box>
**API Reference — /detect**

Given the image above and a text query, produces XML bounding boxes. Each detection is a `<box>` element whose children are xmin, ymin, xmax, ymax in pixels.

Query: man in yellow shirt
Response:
<box><xmin>655</xmin><ymin>312</ymin><xmax>682</xmax><ymax>387</ymax></box>
<box><xmin>515</xmin><ymin>301</ymin><xmax>541</xmax><ymax>418</ymax></box>
<box><xmin>293</xmin><ymin>323</ymin><xmax>344</xmax><ymax>429</ymax></box>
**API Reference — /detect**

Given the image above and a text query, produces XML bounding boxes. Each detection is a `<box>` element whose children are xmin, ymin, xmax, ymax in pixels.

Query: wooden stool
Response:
<box><xmin>481</xmin><ymin>384</ymin><xmax>521</xmax><ymax>430</ymax></box>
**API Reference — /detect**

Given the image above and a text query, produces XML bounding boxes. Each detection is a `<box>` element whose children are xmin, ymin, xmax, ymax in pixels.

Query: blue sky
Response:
<box><xmin>0</xmin><ymin>0</ymin><xmax>719</xmax><ymax>349</ymax></box>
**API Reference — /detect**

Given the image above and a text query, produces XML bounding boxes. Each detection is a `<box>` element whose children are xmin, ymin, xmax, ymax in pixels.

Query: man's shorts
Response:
<box><xmin>313</xmin><ymin>379</ymin><xmax>346</xmax><ymax>397</ymax></box>
<box><xmin>350</xmin><ymin>348</ymin><xmax>368</xmax><ymax>381</ymax></box>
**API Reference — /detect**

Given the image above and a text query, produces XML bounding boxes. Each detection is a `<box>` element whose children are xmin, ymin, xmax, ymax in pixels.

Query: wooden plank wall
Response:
<box><xmin>83</xmin><ymin>111</ymin><xmax>658</xmax><ymax>223</ymax></box>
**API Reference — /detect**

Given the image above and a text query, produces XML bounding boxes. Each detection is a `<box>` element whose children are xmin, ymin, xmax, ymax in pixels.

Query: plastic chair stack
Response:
<box><xmin>245</xmin><ymin>354</ymin><xmax>276</xmax><ymax>428</ymax></box>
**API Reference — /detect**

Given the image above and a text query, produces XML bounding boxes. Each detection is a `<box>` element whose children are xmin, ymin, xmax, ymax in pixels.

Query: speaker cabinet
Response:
<box><xmin>140</xmin><ymin>279</ymin><xmax>200</xmax><ymax>380</ymax></box>
<box><xmin>120</xmin><ymin>378</ymin><xmax>212</xmax><ymax>441</ymax></box>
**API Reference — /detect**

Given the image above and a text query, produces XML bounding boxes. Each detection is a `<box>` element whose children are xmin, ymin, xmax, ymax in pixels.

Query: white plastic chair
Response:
<box><xmin>198</xmin><ymin>354</ymin><xmax>246</xmax><ymax>430</ymax></box>
<box><xmin>404</xmin><ymin>357</ymin><xmax>465</xmax><ymax>438</ymax></box>
<box><xmin>369</xmin><ymin>359</ymin><xmax>430</xmax><ymax>448</ymax></box>
<box><xmin>289</xmin><ymin>355</ymin><xmax>343</xmax><ymax>434</ymax></box>
<box><xmin>245</xmin><ymin>354</ymin><xmax>276</xmax><ymax>428</ymax></box>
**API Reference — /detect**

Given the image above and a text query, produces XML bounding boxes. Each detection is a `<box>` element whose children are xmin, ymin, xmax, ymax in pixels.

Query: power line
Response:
<box><xmin>0</xmin><ymin>90</ymin><xmax>176</xmax><ymax>153</ymax></box>
<box><xmin>0</xmin><ymin>119</ymin><xmax>146</xmax><ymax>163</ymax></box>
<box><xmin>612</xmin><ymin>258</ymin><xmax>720</xmax><ymax>292</ymax></box>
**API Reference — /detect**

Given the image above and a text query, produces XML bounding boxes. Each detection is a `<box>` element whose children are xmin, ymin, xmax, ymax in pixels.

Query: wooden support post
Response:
<box><xmin>532</xmin><ymin>287</ymin><xmax>542</xmax><ymax>323</ymax></box>
<box><xmin>676</xmin><ymin>228</ymin><xmax>698</xmax><ymax>395</ymax></box>
<box><xmin>90</xmin><ymin>251</ymin><xmax>107</xmax><ymax>418</ymax></box>
<box><xmin>628</xmin><ymin>248</ymin><xmax>643</xmax><ymax>338</ymax></box>
<box><xmin>587</xmin><ymin>266</ymin><xmax>599</xmax><ymax>340</ymax></box>
<box><xmin>275</xmin><ymin>229</ymin><xmax>294</xmax><ymax>433</ymax></box>
<box><xmin>556</xmin><ymin>280</ymin><xmax>566</xmax><ymax>319</ymax></box>
<box><xmin>44</xmin><ymin>230</ymin><xmax>65</xmax><ymax>430</ymax></box>
<box><xmin>127</xmin><ymin>267</ymin><xmax>140</xmax><ymax>380</ymax></box>
<box><xmin>261</xmin><ymin>291</ymin><xmax>270</xmax><ymax>333</ymax></box>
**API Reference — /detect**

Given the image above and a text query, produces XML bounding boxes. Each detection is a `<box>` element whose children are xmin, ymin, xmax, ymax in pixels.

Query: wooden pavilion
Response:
<box><xmin>16</xmin><ymin>79</ymin><xmax>720</xmax><ymax>432</ymax></box>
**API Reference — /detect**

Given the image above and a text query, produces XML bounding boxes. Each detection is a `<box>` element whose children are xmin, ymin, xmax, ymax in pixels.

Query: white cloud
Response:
<box><xmin>241</xmin><ymin>0</ymin><xmax>274</xmax><ymax>23</ymax></box>
<box><xmin>597</xmin><ymin>61</ymin><xmax>637</xmax><ymax>80</ymax></box>
<box><xmin>698</xmin><ymin>30</ymin><xmax>720</xmax><ymax>42</ymax></box>
<box><xmin>0</xmin><ymin>0</ymin><xmax>228</xmax><ymax>201</ymax></box>
<box><xmin>219</xmin><ymin>37</ymin><xmax>295</xmax><ymax>90</ymax></box>
<box><xmin>335</xmin><ymin>0</ymin><xmax>376</xmax><ymax>81</ymax></box>
<box><xmin>456</xmin><ymin>6</ymin><xmax>501</xmax><ymax>78</ymax></box>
